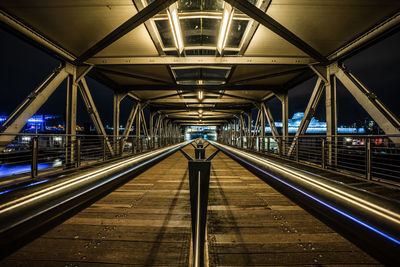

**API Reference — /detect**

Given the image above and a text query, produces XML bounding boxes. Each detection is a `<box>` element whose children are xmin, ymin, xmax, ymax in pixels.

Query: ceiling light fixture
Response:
<box><xmin>198</xmin><ymin>109</ymin><xmax>203</xmax><ymax>114</ymax></box>
<box><xmin>217</xmin><ymin>3</ymin><xmax>234</xmax><ymax>54</ymax></box>
<box><xmin>167</xmin><ymin>3</ymin><xmax>184</xmax><ymax>54</ymax></box>
<box><xmin>198</xmin><ymin>90</ymin><xmax>204</xmax><ymax>100</ymax></box>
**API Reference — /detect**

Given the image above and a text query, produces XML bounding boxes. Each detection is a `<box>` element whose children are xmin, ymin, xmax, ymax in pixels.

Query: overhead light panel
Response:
<box><xmin>217</xmin><ymin>3</ymin><xmax>234</xmax><ymax>54</ymax></box>
<box><xmin>167</xmin><ymin>3</ymin><xmax>184</xmax><ymax>54</ymax></box>
<box><xmin>198</xmin><ymin>90</ymin><xmax>204</xmax><ymax>100</ymax></box>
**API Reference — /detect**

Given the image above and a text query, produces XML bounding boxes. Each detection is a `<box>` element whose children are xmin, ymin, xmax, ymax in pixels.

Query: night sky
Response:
<box><xmin>0</xmin><ymin>27</ymin><xmax>399</xmax><ymax>127</ymax></box>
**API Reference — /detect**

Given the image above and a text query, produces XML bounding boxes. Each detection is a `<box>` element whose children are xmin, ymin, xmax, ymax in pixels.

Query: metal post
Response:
<box><xmin>322</xmin><ymin>138</ymin><xmax>326</xmax><ymax>169</ymax></box>
<box><xmin>281</xmin><ymin>92</ymin><xmax>289</xmax><ymax>156</ymax></box>
<box><xmin>295</xmin><ymin>138</ymin><xmax>299</xmax><ymax>162</ymax></box>
<box><xmin>326</xmin><ymin>69</ymin><xmax>337</xmax><ymax>166</ymax></box>
<box><xmin>261</xmin><ymin>109</ymin><xmax>265</xmax><ymax>152</ymax></box>
<box><xmin>103</xmin><ymin>137</ymin><xmax>107</xmax><ymax>161</ymax></box>
<box><xmin>267</xmin><ymin>137</ymin><xmax>270</xmax><ymax>153</ymax></box>
<box><xmin>65</xmin><ymin>67</ymin><xmax>77</xmax><ymax>168</ymax></box>
<box><xmin>76</xmin><ymin>138</ymin><xmax>81</xmax><ymax>167</ymax></box>
<box><xmin>31</xmin><ymin>137</ymin><xmax>38</xmax><ymax>178</ymax></box>
<box><xmin>113</xmin><ymin>92</ymin><xmax>123</xmax><ymax>156</ymax></box>
<box><xmin>132</xmin><ymin>136</ymin><xmax>136</xmax><ymax>154</ymax></box>
<box><xmin>136</xmin><ymin>104</ymin><xmax>141</xmax><ymax>151</ymax></box>
<box><xmin>366</xmin><ymin>138</ymin><xmax>372</xmax><ymax>180</ymax></box>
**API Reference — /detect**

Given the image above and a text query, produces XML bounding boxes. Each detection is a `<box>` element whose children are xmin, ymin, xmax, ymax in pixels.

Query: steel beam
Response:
<box><xmin>0</xmin><ymin>10</ymin><xmax>75</xmax><ymax>61</ymax></box>
<box><xmin>149</xmin><ymin>98</ymin><xmax>253</xmax><ymax>104</ymax></box>
<box><xmin>281</xmin><ymin>92</ymin><xmax>289</xmax><ymax>155</ymax></box>
<box><xmin>335</xmin><ymin>65</ymin><xmax>400</xmax><ymax>142</ymax></box>
<box><xmin>287</xmin><ymin>78</ymin><xmax>324</xmax><ymax>156</ymax></box>
<box><xmin>65</xmin><ymin>67</ymin><xmax>78</xmax><ymax>167</ymax></box>
<box><xmin>260</xmin><ymin>106</ymin><xmax>265</xmax><ymax>151</ymax></box>
<box><xmin>122</xmin><ymin>84</ymin><xmax>278</xmax><ymax>91</ymax></box>
<box><xmin>140</xmin><ymin>108</ymin><xmax>149</xmax><ymax>137</ymax></box>
<box><xmin>225</xmin><ymin>0</ymin><xmax>327</xmax><ymax>63</ymax></box>
<box><xmin>88</xmin><ymin>56</ymin><xmax>314</xmax><ymax>65</ymax></box>
<box><xmin>96</xmin><ymin>67</ymin><xmax>168</xmax><ymax>84</ymax></box>
<box><xmin>131</xmin><ymin>0</ymin><xmax>166</xmax><ymax>55</ymax></box>
<box><xmin>233</xmin><ymin>67</ymin><xmax>308</xmax><ymax>84</ymax></box>
<box><xmin>76</xmin><ymin>0</ymin><xmax>178</xmax><ymax>64</ymax></box>
<box><xmin>262</xmin><ymin>103</ymin><xmax>280</xmax><ymax>154</ymax></box>
<box><xmin>326</xmin><ymin>68</ymin><xmax>337</xmax><ymax>165</ymax></box>
<box><xmin>238</xmin><ymin>0</ymin><xmax>272</xmax><ymax>55</ymax></box>
<box><xmin>113</xmin><ymin>92</ymin><xmax>125</xmax><ymax>154</ymax></box>
<box><xmin>328</xmin><ymin>13</ymin><xmax>400</xmax><ymax>61</ymax></box>
<box><xmin>173</xmin><ymin>120</ymin><xmax>228</xmax><ymax>123</ymax></box>
<box><xmin>121</xmin><ymin>103</ymin><xmax>140</xmax><ymax>150</ymax></box>
<box><xmin>79</xmin><ymin>78</ymin><xmax>114</xmax><ymax>156</ymax></box>
<box><xmin>0</xmin><ymin>65</ymin><xmax>68</xmax><ymax>151</ymax></box>
<box><xmin>136</xmin><ymin>103</ymin><xmax>142</xmax><ymax>149</ymax></box>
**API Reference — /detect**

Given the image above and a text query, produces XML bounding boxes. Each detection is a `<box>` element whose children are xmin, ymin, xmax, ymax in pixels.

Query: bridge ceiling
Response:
<box><xmin>1</xmin><ymin>0</ymin><xmax>399</xmax><ymax>124</ymax></box>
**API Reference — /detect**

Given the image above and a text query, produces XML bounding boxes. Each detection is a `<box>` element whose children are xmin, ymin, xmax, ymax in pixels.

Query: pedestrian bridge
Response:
<box><xmin>1</xmin><ymin>0</ymin><xmax>400</xmax><ymax>266</ymax></box>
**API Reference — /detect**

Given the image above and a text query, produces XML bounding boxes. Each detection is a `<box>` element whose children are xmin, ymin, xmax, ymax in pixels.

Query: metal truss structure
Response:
<box><xmin>1</xmin><ymin>0</ymin><xmax>400</xmax><ymax>164</ymax></box>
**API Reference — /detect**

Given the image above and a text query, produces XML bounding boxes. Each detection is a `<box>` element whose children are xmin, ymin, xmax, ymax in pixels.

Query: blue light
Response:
<box><xmin>225</xmin><ymin>150</ymin><xmax>400</xmax><ymax>246</ymax></box>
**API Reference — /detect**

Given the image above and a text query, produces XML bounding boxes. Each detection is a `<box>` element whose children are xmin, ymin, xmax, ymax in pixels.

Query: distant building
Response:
<box><xmin>266</xmin><ymin>112</ymin><xmax>365</xmax><ymax>134</ymax></box>
<box><xmin>0</xmin><ymin>114</ymin><xmax>65</xmax><ymax>133</ymax></box>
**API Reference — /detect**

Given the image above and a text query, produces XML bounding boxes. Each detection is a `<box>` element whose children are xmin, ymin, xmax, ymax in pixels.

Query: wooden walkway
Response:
<box><xmin>1</xmin><ymin>144</ymin><xmax>380</xmax><ymax>266</ymax></box>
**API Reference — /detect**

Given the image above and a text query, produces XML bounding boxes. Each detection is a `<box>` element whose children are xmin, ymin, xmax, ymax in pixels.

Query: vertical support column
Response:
<box><xmin>136</xmin><ymin>103</ymin><xmax>141</xmax><ymax>152</ymax></box>
<box><xmin>31</xmin><ymin>137</ymin><xmax>38</xmax><ymax>178</ymax></box>
<box><xmin>247</xmin><ymin>112</ymin><xmax>252</xmax><ymax>149</ymax></box>
<box><xmin>366</xmin><ymin>138</ymin><xmax>372</xmax><ymax>180</ymax></box>
<box><xmin>65</xmin><ymin>65</ymin><xmax>77</xmax><ymax>168</ymax></box>
<box><xmin>280</xmin><ymin>92</ymin><xmax>289</xmax><ymax>156</ymax></box>
<box><xmin>113</xmin><ymin>92</ymin><xmax>124</xmax><ymax>156</ymax></box>
<box><xmin>150</xmin><ymin>111</ymin><xmax>156</xmax><ymax>148</ymax></box>
<box><xmin>326</xmin><ymin>67</ymin><xmax>337</xmax><ymax>166</ymax></box>
<box><xmin>260</xmin><ymin>106</ymin><xmax>265</xmax><ymax>152</ymax></box>
<box><xmin>239</xmin><ymin>115</ymin><xmax>243</xmax><ymax>148</ymax></box>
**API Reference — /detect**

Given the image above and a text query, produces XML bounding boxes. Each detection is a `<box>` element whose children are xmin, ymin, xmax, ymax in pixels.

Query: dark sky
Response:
<box><xmin>0</xmin><ymin>28</ymin><xmax>399</xmax><ymax>126</ymax></box>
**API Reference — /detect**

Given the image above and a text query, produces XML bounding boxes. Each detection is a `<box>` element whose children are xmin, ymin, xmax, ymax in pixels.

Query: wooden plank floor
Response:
<box><xmin>206</xmin><ymin>146</ymin><xmax>381</xmax><ymax>266</ymax></box>
<box><xmin>1</xmin><ymin>146</ymin><xmax>193</xmax><ymax>266</ymax></box>
<box><xmin>1</xmin><ymin>143</ymin><xmax>381</xmax><ymax>266</ymax></box>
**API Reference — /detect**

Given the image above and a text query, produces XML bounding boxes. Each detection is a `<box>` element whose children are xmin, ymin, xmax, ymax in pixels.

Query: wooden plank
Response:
<box><xmin>206</xmin><ymin>150</ymin><xmax>381</xmax><ymax>266</ymax></box>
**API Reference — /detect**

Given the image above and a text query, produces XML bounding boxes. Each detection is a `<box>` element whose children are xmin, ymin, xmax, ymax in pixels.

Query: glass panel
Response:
<box><xmin>174</xmin><ymin>68</ymin><xmax>201</xmax><ymax>79</ymax></box>
<box><xmin>226</xmin><ymin>19</ymin><xmax>249</xmax><ymax>48</ymax></box>
<box><xmin>173</xmin><ymin>67</ymin><xmax>230</xmax><ymax>82</ymax></box>
<box><xmin>181</xmin><ymin>18</ymin><xmax>220</xmax><ymax>46</ymax></box>
<box><xmin>178</xmin><ymin>0</ymin><xmax>224</xmax><ymax>12</ymax></box>
<box><xmin>154</xmin><ymin>20</ymin><xmax>174</xmax><ymax>48</ymax></box>
<box><xmin>223</xmin><ymin>50</ymin><xmax>239</xmax><ymax>55</ymax></box>
<box><xmin>185</xmin><ymin>49</ymin><xmax>216</xmax><ymax>56</ymax></box>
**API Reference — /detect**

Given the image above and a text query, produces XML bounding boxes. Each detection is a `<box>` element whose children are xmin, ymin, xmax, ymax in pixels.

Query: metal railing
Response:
<box><xmin>0</xmin><ymin>133</ymin><xmax>184</xmax><ymax>184</ymax></box>
<box><xmin>218</xmin><ymin>134</ymin><xmax>400</xmax><ymax>185</ymax></box>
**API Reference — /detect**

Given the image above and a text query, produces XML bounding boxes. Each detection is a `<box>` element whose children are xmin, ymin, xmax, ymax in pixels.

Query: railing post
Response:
<box><xmin>322</xmin><ymin>138</ymin><xmax>326</xmax><ymax>169</ymax></box>
<box><xmin>103</xmin><ymin>137</ymin><xmax>107</xmax><ymax>161</ymax></box>
<box><xmin>31</xmin><ymin>137</ymin><xmax>38</xmax><ymax>178</ymax></box>
<box><xmin>76</xmin><ymin>138</ymin><xmax>81</xmax><ymax>167</ymax></box>
<box><xmin>295</xmin><ymin>138</ymin><xmax>299</xmax><ymax>162</ymax></box>
<box><xmin>267</xmin><ymin>137</ymin><xmax>270</xmax><ymax>153</ymax></box>
<box><xmin>366</xmin><ymin>137</ymin><xmax>372</xmax><ymax>180</ymax></box>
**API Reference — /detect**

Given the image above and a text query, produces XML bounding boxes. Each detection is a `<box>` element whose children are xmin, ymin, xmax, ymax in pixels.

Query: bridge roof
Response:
<box><xmin>1</xmin><ymin>0</ymin><xmax>399</xmax><ymax>124</ymax></box>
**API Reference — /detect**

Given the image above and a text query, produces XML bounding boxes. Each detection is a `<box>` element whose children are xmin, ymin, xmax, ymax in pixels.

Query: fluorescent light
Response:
<box><xmin>217</xmin><ymin>3</ymin><xmax>234</xmax><ymax>54</ymax></box>
<box><xmin>167</xmin><ymin>4</ymin><xmax>184</xmax><ymax>54</ymax></box>
<box><xmin>198</xmin><ymin>90</ymin><xmax>204</xmax><ymax>100</ymax></box>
